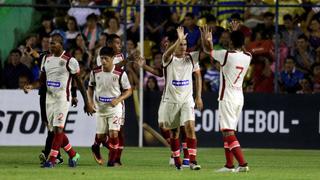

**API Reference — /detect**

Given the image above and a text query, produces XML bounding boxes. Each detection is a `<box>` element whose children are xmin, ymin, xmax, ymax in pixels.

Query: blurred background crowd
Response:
<box><xmin>1</xmin><ymin>0</ymin><xmax>320</xmax><ymax>94</ymax></box>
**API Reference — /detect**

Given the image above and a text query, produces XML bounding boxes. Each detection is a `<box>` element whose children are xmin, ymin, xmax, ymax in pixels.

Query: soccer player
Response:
<box><xmin>201</xmin><ymin>21</ymin><xmax>251</xmax><ymax>172</ymax></box>
<box><xmin>24</xmin><ymin>33</ymin><xmax>93</xmax><ymax>168</ymax></box>
<box><xmin>92</xmin><ymin>34</ymin><xmax>128</xmax><ymax>165</ymax></box>
<box><xmin>160</xmin><ymin>26</ymin><xmax>203</xmax><ymax>170</ymax></box>
<box><xmin>87</xmin><ymin>46</ymin><xmax>132</xmax><ymax>166</ymax></box>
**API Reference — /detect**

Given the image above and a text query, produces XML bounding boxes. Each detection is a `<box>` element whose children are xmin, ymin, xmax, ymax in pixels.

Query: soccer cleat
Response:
<box><xmin>216</xmin><ymin>166</ymin><xmax>235</xmax><ymax>173</ymax></box>
<box><xmin>106</xmin><ymin>161</ymin><xmax>115</xmax><ymax>167</ymax></box>
<box><xmin>175</xmin><ymin>165</ymin><xmax>183</xmax><ymax>171</ymax></box>
<box><xmin>91</xmin><ymin>145</ymin><xmax>104</xmax><ymax>165</ymax></box>
<box><xmin>39</xmin><ymin>152</ymin><xmax>46</xmax><ymax>164</ymax></box>
<box><xmin>234</xmin><ymin>165</ymin><xmax>249</xmax><ymax>173</ymax></box>
<box><xmin>169</xmin><ymin>157</ymin><xmax>175</xmax><ymax>166</ymax></box>
<box><xmin>68</xmin><ymin>153</ymin><xmax>80</xmax><ymax>167</ymax></box>
<box><xmin>189</xmin><ymin>161</ymin><xmax>201</xmax><ymax>170</ymax></box>
<box><xmin>114</xmin><ymin>160</ymin><xmax>122</xmax><ymax>166</ymax></box>
<box><xmin>182</xmin><ymin>159</ymin><xmax>190</xmax><ymax>167</ymax></box>
<box><xmin>56</xmin><ymin>156</ymin><xmax>64</xmax><ymax>165</ymax></box>
<box><xmin>41</xmin><ymin>161</ymin><xmax>54</xmax><ymax>168</ymax></box>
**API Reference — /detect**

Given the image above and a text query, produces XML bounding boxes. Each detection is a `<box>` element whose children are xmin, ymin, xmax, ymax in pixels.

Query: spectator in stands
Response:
<box><xmin>279</xmin><ymin>57</ymin><xmax>304</xmax><ymax>93</ymax></box>
<box><xmin>126</xmin><ymin>38</ymin><xmax>138</xmax><ymax>57</ymax></box>
<box><xmin>217</xmin><ymin>0</ymin><xmax>245</xmax><ymax>24</ymax></box>
<box><xmin>2</xmin><ymin>49</ymin><xmax>33</xmax><ymax>89</ymax></box>
<box><xmin>253</xmin><ymin>12</ymin><xmax>275</xmax><ymax>40</ymax></box>
<box><xmin>20</xmin><ymin>35</ymin><xmax>38</xmax><ymax>70</ymax></box>
<box><xmin>297</xmin><ymin>77</ymin><xmax>313</xmax><ymax>94</ymax></box>
<box><xmin>280</xmin><ymin>14</ymin><xmax>304</xmax><ymax>55</ymax></box>
<box><xmin>291</xmin><ymin>34</ymin><xmax>316</xmax><ymax>74</ymax></box>
<box><xmin>38</xmin><ymin>15</ymin><xmax>54</xmax><ymax>40</ymax></box>
<box><xmin>311</xmin><ymin>62</ymin><xmax>320</xmax><ymax>93</ymax></box>
<box><xmin>204</xmin><ymin>61</ymin><xmax>220</xmax><ymax>92</ymax></box>
<box><xmin>252</xmin><ymin>56</ymin><xmax>274</xmax><ymax>93</ymax></box>
<box><xmin>65</xmin><ymin>16</ymin><xmax>80</xmax><ymax>51</ymax></box>
<box><xmin>68</xmin><ymin>0</ymin><xmax>101</xmax><ymax>27</ymax></box>
<box><xmin>230</xmin><ymin>13</ymin><xmax>252</xmax><ymax>45</ymax></box>
<box><xmin>164</xmin><ymin>12</ymin><xmax>180</xmax><ymax>34</ymax></box>
<box><xmin>214</xmin><ymin>31</ymin><xmax>230</xmax><ymax>50</ymax></box>
<box><xmin>145</xmin><ymin>0</ymin><xmax>171</xmax><ymax>43</ymax></box>
<box><xmin>18</xmin><ymin>74</ymin><xmax>30</xmax><ymax>90</ymax></box>
<box><xmin>170</xmin><ymin>0</ymin><xmax>201</xmax><ymax>22</ymax></box>
<box><xmin>244</xmin><ymin>0</ymin><xmax>269</xmax><ymax>28</ymax></box>
<box><xmin>74</xmin><ymin>34</ymin><xmax>91</xmax><ymax>66</ymax></box>
<box><xmin>104</xmin><ymin>15</ymin><xmax>124</xmax><ymax>38</ymax></box>
<box><xmin>143</xmin><ymin>52</ymin><xmax>165</xmax><ymax>91</ymax></box>
<box><xmin>306</xmin><ymin>18</ymin><xmax>320</xmax><ymax>49</ymax></box>
<box><xmin>82</xmin><ymin>13</ymin><xmax>103</xmax><ymax>50</ymax></box>
<box><xmin>145</xmin><ymin>76</ymin><xmax>160</xmax><ymax>92</ymax></box>
<box><xmin>183</xmin><ymin>13</ymin><xmax>201</xmax><ymax>51</ymax></box>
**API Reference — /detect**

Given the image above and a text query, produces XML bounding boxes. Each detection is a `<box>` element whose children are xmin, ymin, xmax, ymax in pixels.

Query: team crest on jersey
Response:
<box><xmin>59</xmin><ymin>60</ymin><xmax>66</xmax><ymax>66</ymax></box>
<box><xmin>113</xmin><ymin>76</ymin><xmax>117</xmax><ymax>81</ymax></box>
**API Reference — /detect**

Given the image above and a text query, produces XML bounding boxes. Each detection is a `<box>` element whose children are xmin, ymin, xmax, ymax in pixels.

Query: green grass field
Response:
<box><xmin>0</xmin><ymin>147</ymin><xmax>319</xmax><ymax>180</ymax></box>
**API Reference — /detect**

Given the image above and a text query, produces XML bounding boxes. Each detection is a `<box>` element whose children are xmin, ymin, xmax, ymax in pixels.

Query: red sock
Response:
<box><xmin>48</xmin><ymin>132</ymin><xmax>63</xmax><ymax>163</ymax></box>
<box><xmin>186</xmin><ymin>138</ymin><xmax>197</xmax><ymax>162</ymax></box>
<box><xmin>223</xmin><ymin>139</ymin><xmax>234</xmax><ymax>168</ymax></box>
<box><xmin>115</xmin><ymin>131</ymin><xmax>124</xmax><ymax>162</ymax></box>
<box><xmin>62</xmin><ymin>133</ymin><xmax>76</xmax><ymax>158</ymax></box>
<box><xmin>102</xmin><ymin>136</ymin><xmax>110</xmax><ymax>149</ymax></box>
<box><xmin>108</xmin><ymin>137</ymin><xmax>119</xmax><ymax>163</ymax></box>
<box><xmin>170</xmin><ymin>138</ymin><xmax>181</xmax><ymax>166</ymax></box>
<box><xmin>93</xmin><ymin>134</ymin><xmax>103</xmax><ymax>146</ymax></box>
<box><xmin>225</xmin><ymin>134</ymin><xmax>246</xmax><ymax>166</ymax></box>
<box><xmin>180</xmin><ymin>127</ymin><xmax>189</xmax><ymax>160</ymax></box>
<box><xmin>160</xmin><ymin>127</ymin><xmax>170</xmax><ymax>144</ymax></box>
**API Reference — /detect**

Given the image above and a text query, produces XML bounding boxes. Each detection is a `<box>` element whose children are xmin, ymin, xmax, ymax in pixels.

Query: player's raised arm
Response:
<box><xmin>162</xmin><ymin>26</ymin><xmax>187</xmax><ymax>63</ymax></box>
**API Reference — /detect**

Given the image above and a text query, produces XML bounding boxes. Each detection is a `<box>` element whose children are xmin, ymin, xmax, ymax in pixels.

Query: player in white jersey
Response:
<box><xmin>24</xmin><ymin>33</ymin><xmax>94</xmax><ymax>168</ymax></box>
<box><xmin>87</xmin><ymin>47</ymin><xmax>132</xmax><ymax>166</ymax></box>
<box><xmin>201</xmin><ymin>21</ymin><xmax>251</xmax><ymax>173</ymax></box>
<box><xmin>161</xmin><ymin>27</ymin><xmax>203</xmax><ymax>170</ymax></box>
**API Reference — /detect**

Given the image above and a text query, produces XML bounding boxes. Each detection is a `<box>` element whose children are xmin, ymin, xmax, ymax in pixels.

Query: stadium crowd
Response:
<box><xmin>1</xmin><ymin>0</ymin><xmax>320</xmax><ymax>94</ymax></box>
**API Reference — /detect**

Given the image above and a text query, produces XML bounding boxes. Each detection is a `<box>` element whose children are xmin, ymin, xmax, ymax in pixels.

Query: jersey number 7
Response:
<box><xmin>233</xmin><ymin>66</ymin><xmax>244</xmax><ymax>84</ymax></box>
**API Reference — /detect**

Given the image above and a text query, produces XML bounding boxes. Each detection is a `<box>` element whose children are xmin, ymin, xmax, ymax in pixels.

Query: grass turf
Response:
<box><xmin>0</xmin><ymin>147</ymin><xmax>319</xmax><ymax>180</ymax></box>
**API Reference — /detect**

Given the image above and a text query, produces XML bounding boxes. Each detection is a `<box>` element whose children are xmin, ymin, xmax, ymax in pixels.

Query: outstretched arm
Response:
<box><xmin>163</xmin><ymin>26</ymin><xmax>187</xmax><ymax>63</ymax></box>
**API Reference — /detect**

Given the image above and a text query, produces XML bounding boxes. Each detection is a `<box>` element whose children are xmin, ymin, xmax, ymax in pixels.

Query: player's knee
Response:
<box><xmin>170</xmin><ymin>128</ymin><xmax>179</xmax><ymax>139</ymax></box>
<box><xmin>109</xmin><ymin>130</ymin><xmax>119</xmax><ymax>138</ymax></box>
<box><xmin>222</xmin><ymin>130</ymin><xmax>235</xmax><ymax>137</ymax></box>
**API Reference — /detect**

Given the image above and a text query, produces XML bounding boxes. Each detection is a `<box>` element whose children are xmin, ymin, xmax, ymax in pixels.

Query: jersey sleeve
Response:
<box><xmin>210</xmin><ymin>49</ymin><xmax>227</xmax><ymax>65</ymax></box>
<box><xmin>88</xmin><ymin>71</ymin><xmax>95</xmax><ymax>87</ymax></box>
<box><xmin>40</xmin><ymin>56</ymin><xmax>46</xmax><ymax>72</ymax></box>
<box><xmin>190</xmin><ymin>51</ymin><xmax>200</xmax><ymax>72</ymax></box>
<box><xmin>68</xmin><ymin>58</ymin><xmax>80</xmax><ymax>74</ymax></box>
<box><xmin>120</xmin><ymin>72</ymin><xmax>131</xmax><ymax>90</ymax></box>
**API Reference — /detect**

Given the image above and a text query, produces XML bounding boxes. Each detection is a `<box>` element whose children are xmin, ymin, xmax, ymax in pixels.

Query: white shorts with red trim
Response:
<box><xmin>218</xmin><ymin>100</ymin><xmax>243</xmax><ymax>130</ymax></box>
<box><xmin>96</xmin><ymin>111</ymin><xmax>122</xmax><ymax>134</ymax></box>
<box><xmin>160</xmin><ymin>101</ymin><xmax>195</xmax><ymax>129</ymax></box>
<box><xmin>46</xmin><ymin>100</ymin><xmax>70</xmax><ymax>131</ymax></box>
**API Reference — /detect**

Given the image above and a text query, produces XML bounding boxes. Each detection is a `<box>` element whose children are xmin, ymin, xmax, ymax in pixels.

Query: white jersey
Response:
<box><xmin>88</xmin><ymin>65</ymin><xmax>131</xmax><ymax>116</ymax></box>
<box><xmin>41</xmin><ymin>51</ymin><xmax>79</xmax><ymax>102</ymax></box>
<box><xmin>96</xmin><ymin>52</ymin><xmax>125</xmax><ymax>67</ymax></box>
<box><xmin>210</xmin><ymin>49</ymin><xmax>251</xmax><ymax>105</ymax></box>
<box><xmin>162</xmin><ymin>51</ymin><xmax>200</xmax><ymax>104</ymax></box>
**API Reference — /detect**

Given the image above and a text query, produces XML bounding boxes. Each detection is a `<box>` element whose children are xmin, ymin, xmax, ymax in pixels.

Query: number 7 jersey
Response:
<box><xmin>210</xmin><ymin>49</ymin><xmax>252</xmax><ymax>104</ymax></box>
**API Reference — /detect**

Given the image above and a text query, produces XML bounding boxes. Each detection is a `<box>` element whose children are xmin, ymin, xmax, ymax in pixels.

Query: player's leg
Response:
<box><xmin>170</xmin><ymin>127</ymin><xmax>182</xmax><ymax>170</ymax></box>
<box><xmin>218</xmin><ymin>101</ymin><xmax>248</xmax><ymax>172</ymax></box>
<box><xmin>115</xmin><ymin>125</ymin><xmax>124</xmax><ymax>165</ymax></box>
<box><xmin>106</xmin><ymin>115</ymin><xmax>121</xmax><ymax>167</ymax></box>
<box><xmin>180</xmin><ymin>125</ymin><xmax>190</xmax><ymax>167</ymax></box>
<box><xmin>182</xmin><ymin>102</ymin><xmax>200</xmax><ymax>170</ymax></box>
<box><xmin>92</xmin><ymin>113</ymin><xmax>107</xmax><ymax>165</ymax></box>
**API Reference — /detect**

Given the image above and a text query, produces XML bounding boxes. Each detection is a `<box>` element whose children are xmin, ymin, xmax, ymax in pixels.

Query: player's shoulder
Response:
<box><xmin>61</xmin><ymin>52</ymin><xmax>72</xmax><ymax>61</ymax></box>
<box><xmin>113</xmin><ymin>66</ymin><xmax>124</xmax><ymax>75</ymax></box>
<box><xmin>243</xmin><ymin>51</ymin><xmax>252</xmax><ymax>58</ymax></box>
<box><xmin>114</xmin><ymin>53</ymin><xmax>125</xmax><ymax>60</ymax></box>
<box><xmin>93</xmin><ymin>66</ymin><xmax>102</xmax><ymax>74</ymax></box>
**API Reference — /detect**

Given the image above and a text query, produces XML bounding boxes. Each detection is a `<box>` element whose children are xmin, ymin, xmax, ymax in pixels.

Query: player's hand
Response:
<box><xmin>23</xmin><ymin>84</ymin><xmax>33</xmax><ymax>94</ymax></box>
<box><xmin>177</xmin><ymin>26</ymin><xmax>187</xmax><ymax>41</ymax></box>
<box><xmin>71</xmin><ymin>97</ymin><xmax>78</xmax><ymax>107</ymax></box>
<box><xmin>136</xmin><ymin>56</ymin><xmax>146</xmax><ymax>68</ymax></box>
<box><xmin>195</xmin><ymin>97</ymin><xmax>203</xmax><ymax>111</ymax></box>
<box><xmin>203</xmin><ymin>25</ymin><xmax>213</xmax><ymax>43</ymax></box>
<box><xmin>84</xmin><ymin>103</ymin><xmax>96</xmax><ymax>116</ymax></box>
<box><xmin>111</xmin><ymin>98</ymin><xmax>121</xmax><ymax>107</ymax></box>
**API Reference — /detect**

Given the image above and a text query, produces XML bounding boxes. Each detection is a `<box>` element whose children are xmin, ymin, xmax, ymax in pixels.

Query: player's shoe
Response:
<box><xmin>169</xmin><ymin>157</ymin><xmax>175</xmax><ymax>166</ymax></box>
<box><xmin>189</xmin><ymin>161</ymin><xmax>201</xmax><ymax>170</ymax></box>
<box><xmin>68</xmin><ymin>153</ymin><xmax>80</xmax><ymax>167</ymax></box>
<box><xmin>114</xmin><ymin>159</ymin><xmax>122</xmax><ymax>166</ymax></box>
<box><xmin>91</xmin><ymin>145</ymin><xmax>104</xmax><ymax>165</ymax></box>
<box><xmin>182</xmin><ymin>159</ymin><xmax>190</xmax><ymax>167</ymax></box>
<box><xmin>216</xmin><ymin>166</ymin><xmax>235</xmax><ymax>173</ymax></box>
<box><xmin>56</xmin><ymin>156</ymin><xmax>64</xmax><ymax>165</ymax></box>
<box><xmin>175</xmin><ymin>165</ymin><xmax>183</xmax><ymax>171</ymax></box>
<box><xmin>106</xmin><ymin>161</ymin><xmax>115</xmax><ymax>167</ymax></box>
<box><xmin>39</xmin><ymin>152</ymin><xmax>46</xmax><ymax>164</ymax></box>
<box><xmin>41</xmin><ymin>161</ymin><xmax>54</xmax><ymax>168</ymax></box>
<box><xmin>234</xmin><ymin>165</ymin><xmax>249</xmax><ymax>172</ymax></box>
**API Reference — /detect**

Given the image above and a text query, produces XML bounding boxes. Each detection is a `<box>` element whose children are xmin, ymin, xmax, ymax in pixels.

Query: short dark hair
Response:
<box><xmin>86</xmin><ymin>13</ymin><xmax>98</xmax><ymax>21</ymax></box>
<box><xmin>107</xmin><ymin>34</ymin><xmax>121</xmax><ymax>44</ymax></box>
<box><xmin>10</xmin><ymin>48</ymin><xmax>22</xmax><ymax>56</ymax></box>
<box><xmin>51</xmin><ymin>33</ymin><xmax>64</xmax><ymax>45</ymax></box>
<box><xmin>297</xmin><ymin>34</ymin><xmax>308</xmax><ymax>41</ymax></box>
<box><xmin>206</xmin><ymin>14</ymin><xmax>216</xmax><ymax>23</ymax></box>
<box><xmin>264</xmin><ymin>12</ymin><xmax>275</xmax><ymax>18</ymax></box>
<box><xmin>231</xmin><ymin>13</ymin><xmax>242</xmax><ymax>21</ymax></box>
<box><xmin>185</xmin><ymin>12</ymin><xmax>195</xmax><ymax>19</ymax></box>
<box><xmin>99</xmin><ymin>46</ymin><xmax>114</xmax><ymax>57</ymax></box>
<box><xmin>285</xmin><ymin>56</ymin><xmax>295</xmax><ymax>63</ymax></box>
<box><xmin>283</xmin><ymin>14</ymin><xmax>293</xmax><ymax>21</ymax></box>
<box><xmin>230</xmin><ymin>30</ymin><xmax>244</xmax><ymax>48</ymax></box>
